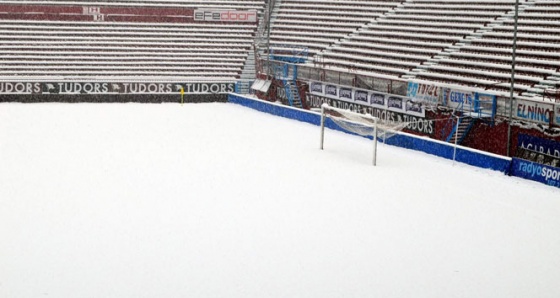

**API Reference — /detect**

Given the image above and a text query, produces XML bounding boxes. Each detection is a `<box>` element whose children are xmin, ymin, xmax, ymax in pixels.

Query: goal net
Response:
<box><xmin>320</xmin><ymin>104</ymin><xmax>379</xmax><ymax>165</ymax></box>
<box><xmin>319</xmin><ymin>104</ymin><xmax>409</xmax><ymax>166</ymax></box>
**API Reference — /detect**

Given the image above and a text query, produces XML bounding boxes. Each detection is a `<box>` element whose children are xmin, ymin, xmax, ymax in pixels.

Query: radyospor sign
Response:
<box><xmin>307</xmin><ymin>94</ymin><xmax>434</xmax><ymax>135</ymax></box>
<box><xmin>511</xmin><ymin>159</ymin><xmax>560</xmax><ymax>188</ymax></box>
<box><xmin>310</xmin><ymin>81</ymin><xmax>425</xmax><ymax>117</ymax></box>
<box><xmin>515</xmin><ymin>99</ymin><xmax>554</xmax><ymax>124</ymax></box>
<box><xmin>0</xmin><ymin>82</ymin><xmax>235</xmax><ymax>95</ymax></box>
<box><xmin>194</xmin><ymin>10</ymin><xmax>257</xmax><ymax>22</ymax></box>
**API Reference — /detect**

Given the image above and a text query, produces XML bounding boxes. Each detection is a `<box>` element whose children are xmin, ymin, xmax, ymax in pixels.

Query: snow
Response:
<box><xmin>0</xmin><ymin>102</ymin><xmax>559</xmax><ymax>298</ymax></box>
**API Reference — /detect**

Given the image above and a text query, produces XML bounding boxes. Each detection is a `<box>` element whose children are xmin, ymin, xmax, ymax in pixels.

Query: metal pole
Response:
<box><xmin>320</xmin><ymin>104</ymin><xmax>326</xmax><ymax>150</ymax></box>
<box><xmin>506</xmin><ymin>0</ymin><xmax>520</xmax><ymax>157</ymax></box>
<box><xmin>266</xmin><ymin>0</ymin><xmax>273</xmax><ymax>79</ymax></box>
<box><xmin>373</xmin><ymin>117</ymin><xmax>378</xmax><ymax>166</ymax></box>
<box><xmin>453</xmin><ymin>115</ymin><xmax>459</xmax><ymax>166</ymax></box>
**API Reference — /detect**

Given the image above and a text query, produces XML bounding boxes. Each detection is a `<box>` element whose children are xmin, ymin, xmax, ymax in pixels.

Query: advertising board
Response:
<box><xmin>0</xmin><ymin>82</ymin><xmax>235</xmax><ymax>95</ymax></box>
<box><xmin>309</xmin><ymin>81</ymin><xmax>425</xmax><ymax>117</ymax></box>
<box><xmin>515</xmin><ymin>99</ymin><xmax>554</xmax><ymax>124</ymax></box>
<box><xmin>406</xmin><ymin>82</ymin><xmax>440</xmax><ymax>106</ymax></box>
<box><xmin>193</xmin><ymin>10</ymin><xmax>257</xmax><ymax>22</ymax></box>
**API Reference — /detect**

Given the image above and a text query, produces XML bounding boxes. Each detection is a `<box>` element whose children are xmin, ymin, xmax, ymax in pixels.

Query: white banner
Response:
<box><xmin>309</xmin><ymin>81</ymin><xmax>425</xmax><ymax>117</ymax></box>
<box><xmin>515</xmin><ymin>99</ymin><xmax>554</xmax><ymax>124</ymax></box>
<box><xmin>443</xmin><ymin>88</ymin><xmax>474</xmax><ymax>110</ymax></box>
<box><xmin>407</xmin><ymin>82</ymin><xmax>440</xmax><ymax>106</ymax></box>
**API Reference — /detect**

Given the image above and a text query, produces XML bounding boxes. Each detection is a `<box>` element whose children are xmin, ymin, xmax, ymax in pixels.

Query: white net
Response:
<box><xmin>328</xmin><ymin>111</ymin><xmax>376</xmax><ymax>137</ymax></box>
<box><xmin>323</xmin><ymin>104</ymin><xmax>408</xmax><ymax>141</ymax></box>
<box><xmin>376</xmin><ymin>120</ymin><xmax>409</xmax><ymax>141</ymax></box>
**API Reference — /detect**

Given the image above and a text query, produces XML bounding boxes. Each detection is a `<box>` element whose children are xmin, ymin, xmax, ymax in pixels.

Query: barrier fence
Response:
<box><xmin>228</xmin><ymin>93</ymin><xmax>559</xmax><ymax>189</ymax></box>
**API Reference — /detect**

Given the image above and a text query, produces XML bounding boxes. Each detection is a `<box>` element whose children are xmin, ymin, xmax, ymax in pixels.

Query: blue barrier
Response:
<box><xmin>385</xmin><ymin>134</ymin><xmax>511</xmax><ymax>172</ymax></box>
<box><xmin>510</xmin><ymin>158</ymin><xmax>560</xmax><ymax>188</ymax></box>
<box><xmin>228</xmin><ymin>94</ymin><xmax>560</xmax><ymax>187</ymax></box>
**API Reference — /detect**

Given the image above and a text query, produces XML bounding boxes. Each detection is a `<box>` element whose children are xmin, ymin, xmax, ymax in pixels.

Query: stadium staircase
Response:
<box><xmin>445</xmin><ymin>116</ymin><xmax>476</xmax><ymax>144</ymax></box>
<box><xmin>284</xmin><ymin>80</ymin><xmax>303</xmax><ymax>108</ymax></box>
<box><xmin>272</xmin><ymin>62</ymin><xmax>302</xmax><ymax>108</ymax></box>
<box><xmin>238</xmin><ymin>45</ymin><xmax>256</xmax><ymax>94</ymax></box>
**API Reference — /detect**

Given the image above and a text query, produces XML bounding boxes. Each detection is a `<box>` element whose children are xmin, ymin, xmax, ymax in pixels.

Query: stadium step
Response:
<box><xmin>447</xmin><ymin>117</ymin><xmax>475</xmax><ymax>144</ymax></box>
<box><xmin>285</xmin><ymin>80</ymin><xmax>302</xmax><ymax>108</ymax></box>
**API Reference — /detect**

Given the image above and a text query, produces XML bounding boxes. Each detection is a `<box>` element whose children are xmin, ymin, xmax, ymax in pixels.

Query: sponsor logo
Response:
<box><xmin>307</xmin><ymin>95</ymin><xmax>434</xmax><ymax>135</ymax></box>
<box><xmin>194</xmin><ymin>10</ymin><xmax>257</xmax><ymax>22</ymax></box>
<box><xmin>449</xmin><ymin>90</ymin><xmax>472</xmax><ymax>105</ymax></box>
<box><xmin>370</xmin><ymin>93</ymin><xmax>385</xmax><ymax>106</ymax></box>
<box><xmin>355</xmin><ymin>90</ymin><xmax>368</xmax><ymax>102</ymax></box>
<box><xmin>515</xmin><ymin>160</ymin><xmax>560</xmax><ymax>188</ymax></box>
<box><xmin>308</xmin><ymin>81</ymin><xmax>424</xmax><ymax>117</ymax></box>
<box><xmin>339</xmin><ymin>88</ymin><xmax>353</xmax><ymax>100</ymax></box>
<box><xmin>516</xmin><ymin>99</ymin><xmax>553</xmax><ymax>124</ymax></box>
<box><xmin>326</xmin><ymin>85</ymin><xmax>337</xmax><ymax>96</ymax></box>
<box><xmin>0</xmin><ymin>82</ymin><xmax>41</xmax><ymax>94</ymax></box>
<box><xmin>1</xmin><ymin>82</ymin><xmax>234</xmax><ymax>94</ymax></box>
<box><xmin>407</xmin><ymin>82</ymin><xmax>439</xmax><ymax>105</ymax></box>
<box><xmin>388</xmin><ymin>96</ymin><xmax>403</xmax><ymax>109</ymax></box>
<box><xmin>310</xmin><ymin>82</ymin><xmax>323</xmax><ymax>93</ymax></box>
<box><xmin>518</xmin><ymin>134</ymin><xmax>560</xmax><ymax>158</ymax></box>
<box><xmin>46</xmin><ymin>82</ymin><xmax>110</xmax><ymax>94</ymax></box>
<box><xmin>406</xmin><ymin>100</ymin><xmax>422</xmax><ymax>113</ymax></box>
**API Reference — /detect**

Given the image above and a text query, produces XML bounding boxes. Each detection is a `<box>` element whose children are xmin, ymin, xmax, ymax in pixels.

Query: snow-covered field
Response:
<box><xmin>1</xmin><ymin>102</ymin><xmax>559</xmax><ymax>298</ymax></box>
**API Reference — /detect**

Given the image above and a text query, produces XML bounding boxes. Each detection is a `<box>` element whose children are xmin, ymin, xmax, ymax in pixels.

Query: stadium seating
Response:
<box><xmin>267</xmin><ymin>0</ymin><xmax>559</xmax><ymax>99</ymax></box>
<box><xmin>0</xmin><ymin>0</ymin><xmax>558</xmax><ymax>100</ymax></box>
<box><xmin>0</xmin><ymin>0</ymin><xmax>265</xmax><ymax>11</ymax></box>
<box><xmin>414</xmin><ymin>0</ymin><xmax>560</xmax><ymax>97</ymax></box>
<box><xmin>269</xmin><ymin>0</ymin><xmax>401</xmax><ymax>56</ymax></box>
<box><xmin>0</xmin><ymin>1</ymin><xmax>264</xmax><ymax>82</ymax></box>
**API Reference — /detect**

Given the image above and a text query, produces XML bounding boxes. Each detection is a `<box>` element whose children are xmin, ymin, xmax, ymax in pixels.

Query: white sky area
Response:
<box><xmin>1</xmin><ymin>102</ymin><xmax>559</xmax><ymax>298</ymax></box>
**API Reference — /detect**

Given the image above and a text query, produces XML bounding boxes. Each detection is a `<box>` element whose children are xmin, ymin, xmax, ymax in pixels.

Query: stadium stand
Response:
<box><xmin>0</xmin><ymin>1</ymin><xmax>265</xmax><ymax>10</ymax></box>
<box><xmin>0</xmin><ymin>1</ymin><xmax>264</xmax><ymax>82</ymax></box>
<box><xmin>0</xmin><ymin>0</ymin><xmax>557</xmax><ymax>100</ymax></box>
<box><xmin>265</xmin><ymin>0</ymin><xmax>558</xmax><ymax>99</ymax></box>
<box><xmin>315</xmin><ymin>1</ymin><xmax>528</xmax><ymax>79</ymax></box>
<box><xmin>269</xmin><ymin>0</ymin><xmax>401</xmax><ymax>56</ymax></box>
<box><xmin>414</xmin><ymin>0</ymin><xmax>560</xmax><ymax>98</ymax></box>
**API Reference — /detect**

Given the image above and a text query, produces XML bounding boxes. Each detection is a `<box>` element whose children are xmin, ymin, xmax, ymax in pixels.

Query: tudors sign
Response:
<box><xmin>0</xmin><ymin>82</ymin><xmax>235</xmax><ymax>95</ymax></box>
<box><xmin>307</xmin><ymin>94</ymin><xmax>434</xmax><ymax>136</ymax></box>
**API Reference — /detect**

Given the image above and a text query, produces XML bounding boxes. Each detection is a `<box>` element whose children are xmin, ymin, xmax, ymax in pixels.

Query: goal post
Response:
<box><xmin>320</xmin><ymin>104</ymin><xmax>379</xmax><ymax>166</ymax></box>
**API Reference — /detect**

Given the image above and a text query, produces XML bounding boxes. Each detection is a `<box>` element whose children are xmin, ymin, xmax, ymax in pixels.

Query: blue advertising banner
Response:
<box><xmin>510</xmin><ymin>158</ymin><xmax>560</xmax><ymax>188</ymax></box>
<box><xmin>518</xmin><ymin>134</ymin><xmax>560</xmax><ymax>158</ymax></box>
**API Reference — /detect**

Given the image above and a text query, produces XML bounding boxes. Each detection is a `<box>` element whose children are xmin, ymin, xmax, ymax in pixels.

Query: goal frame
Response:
<box><xmin>319</xmin><ymin>104</ymin><xmax>379</xmax><ymax>166</ymax></box>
